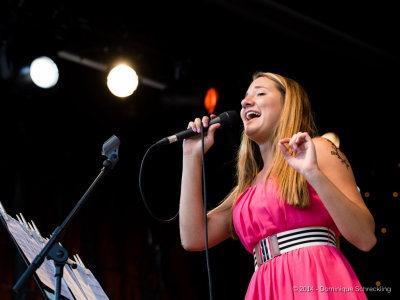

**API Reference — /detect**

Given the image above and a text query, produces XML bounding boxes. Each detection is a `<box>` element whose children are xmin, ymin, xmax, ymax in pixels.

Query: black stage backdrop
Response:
<box><xmin>1</xmin><ymin>1</ymin><xmax>398</xmax><ymax>299</ymax></box>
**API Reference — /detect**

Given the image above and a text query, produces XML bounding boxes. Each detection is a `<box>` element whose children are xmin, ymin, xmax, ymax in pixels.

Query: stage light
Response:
<box><xmin>107</xmin><ymin>64</ymin><xmax>138</xmax><ymax>98</ymax></box>
<box><xmin>321</xmin><ymin>132</ymin><xmax>340</xmax><ymax>148</ymax></box>
<box><xmin>204</xmin><ymin>87</ymin><xmax>219</xmax><ymax>114</ymax></box>
<box><xmin>30</xmin><ymin>56</ymin><xmax>59</xmax><ymax>88</ymax></box>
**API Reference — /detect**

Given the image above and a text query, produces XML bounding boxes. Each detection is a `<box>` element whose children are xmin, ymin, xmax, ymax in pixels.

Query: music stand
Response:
<box><xmin>2</xmin><ymin>135</ymin><xmax>120</xmax><ymax>299</ymax></box>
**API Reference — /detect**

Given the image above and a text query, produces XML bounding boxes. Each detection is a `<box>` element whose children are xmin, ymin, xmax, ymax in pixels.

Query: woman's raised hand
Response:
<box><xmin>278</xmin><ymin>132</ymin><xmax>319</xmax><ymax>178</ymax></box>
<box><xmin>182</xmin><ymin>114</ymin><xmax>221</xmax><ymax>156</ymax></box>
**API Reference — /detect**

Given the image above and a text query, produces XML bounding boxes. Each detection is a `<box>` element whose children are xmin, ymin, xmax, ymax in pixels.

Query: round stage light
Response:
<box><xmin>30</xmin><ymin>56</ymin><xmax>59</xmax><ymax>88</ymax></box>
<box><xmin>107</xmin><ymin>64</ymin><xmax>139</xmax><ymax>98</ymax></box>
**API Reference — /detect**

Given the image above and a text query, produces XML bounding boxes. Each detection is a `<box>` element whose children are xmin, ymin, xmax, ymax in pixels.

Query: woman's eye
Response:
<box><xmin>257</xmin><ymin>92</ymin><xmax>266</xmax><ymax>96</ymax></box>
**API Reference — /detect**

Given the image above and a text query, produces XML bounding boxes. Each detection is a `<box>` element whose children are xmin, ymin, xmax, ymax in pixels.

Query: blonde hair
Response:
<box><xmin>228</xmin><ymin>72</ymin><xmax>318</xmax><ymax>237</ymax></box>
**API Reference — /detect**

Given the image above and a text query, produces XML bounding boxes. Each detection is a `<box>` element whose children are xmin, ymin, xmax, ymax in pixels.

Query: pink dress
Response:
<box><xmin>232</xmin><ymin>177</ymin><xmax>367</xmax><ymax>299</ymax></box>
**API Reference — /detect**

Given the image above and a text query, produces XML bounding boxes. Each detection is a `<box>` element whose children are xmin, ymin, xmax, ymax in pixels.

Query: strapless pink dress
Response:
<box><xmin>232</xmin><ymin>177</ymin><xmax>367</xmax><ymax>299</ymax></box>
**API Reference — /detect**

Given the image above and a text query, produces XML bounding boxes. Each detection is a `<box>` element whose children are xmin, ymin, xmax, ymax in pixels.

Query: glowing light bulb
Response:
<box><xmin>107</xmin><ymin>64</ymin><xmax>139</xmax><ymax>98</ymax></box>
<box><xmin>30</xmin><ymin>56</ymin><xmax>59</xmax><ymax>88</ymax></box>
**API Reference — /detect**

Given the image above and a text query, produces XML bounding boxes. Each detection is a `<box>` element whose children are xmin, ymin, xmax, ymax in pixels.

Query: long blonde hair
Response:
<box><xmin>229</xmin><ymin>72</ymin><xmax>318</xmax><ymax>237</ymax></box>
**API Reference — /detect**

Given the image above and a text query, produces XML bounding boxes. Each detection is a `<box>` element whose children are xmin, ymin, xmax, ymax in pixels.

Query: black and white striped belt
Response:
<box><xmin>253</xmin><ymin>226</ymin><xmax>336</xmax><ymax>270</ymax></box>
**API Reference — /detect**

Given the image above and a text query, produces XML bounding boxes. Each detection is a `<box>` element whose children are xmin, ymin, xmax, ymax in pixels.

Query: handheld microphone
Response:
<box><xmin>155</xmin><ymin>110</ymin><xmax>239</xmax><ymax>146</ymax></box>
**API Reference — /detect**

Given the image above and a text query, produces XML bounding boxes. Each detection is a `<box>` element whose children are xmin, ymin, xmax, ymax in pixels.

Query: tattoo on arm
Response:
<box><xmin>325</xmin><ymin>139</ymin><xmax>350</xmax><ymax>169</ymax></box>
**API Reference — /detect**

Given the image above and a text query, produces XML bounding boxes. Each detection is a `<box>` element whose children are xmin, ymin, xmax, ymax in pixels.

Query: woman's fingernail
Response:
<box><xmin>203</xmin><ymin>122</ymin><xmax>208</xmax><ymax>128</ymax></box>
<box><xmin>197</xmin><ymin>128</ymin><xmax>201</xmax><ymax>133</ymax></box>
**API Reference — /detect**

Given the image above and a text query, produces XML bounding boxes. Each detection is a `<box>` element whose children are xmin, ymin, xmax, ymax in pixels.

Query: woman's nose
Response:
<box><xmin>241</xmin><ymin>96</ymin><xmax>253</xmax><ymax>108</ymax></box>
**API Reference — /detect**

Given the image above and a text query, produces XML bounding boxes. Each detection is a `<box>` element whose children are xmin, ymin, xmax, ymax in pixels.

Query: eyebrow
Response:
<box><xmin>254</xmin><ymin>86</ymin><xmax>270</xmax><ymax>90</ymax></box>
<box><xmin>245</xmin><ymin>86</ymin><xmax>270</xmax><ymax>97</ymax></box>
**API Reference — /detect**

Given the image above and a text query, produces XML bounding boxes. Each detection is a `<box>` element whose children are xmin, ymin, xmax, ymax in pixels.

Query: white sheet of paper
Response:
<box><xmin>5</xmin><ymin>214</ymin><xmax>74</xmax><ymax>299</ymax></box>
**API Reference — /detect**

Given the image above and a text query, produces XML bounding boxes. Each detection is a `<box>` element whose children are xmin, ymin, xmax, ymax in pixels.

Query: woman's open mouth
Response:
<box><xmin>245</xmin><ymin>111</ymin><xmax>261</xmax><ymax>120</ymax></box>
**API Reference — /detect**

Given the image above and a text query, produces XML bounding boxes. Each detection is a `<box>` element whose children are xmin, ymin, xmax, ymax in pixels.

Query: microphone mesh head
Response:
<box><xmin>219</xmin><ymin>110</ymin><xmax>239</xmax><ymax>128</ymax></box>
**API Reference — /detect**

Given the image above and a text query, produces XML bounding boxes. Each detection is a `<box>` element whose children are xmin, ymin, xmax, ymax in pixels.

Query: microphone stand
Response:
<box><xmin>13</xmin><ymin>135</ymin><xmax>120</xmax><ymax>300</ymax></box>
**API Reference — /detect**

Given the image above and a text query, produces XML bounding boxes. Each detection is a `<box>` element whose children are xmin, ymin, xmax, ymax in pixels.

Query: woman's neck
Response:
<box><xmin>256</xmin><ymin>140</ymin><xmax>275</xmax><ymax>182</ymax></box>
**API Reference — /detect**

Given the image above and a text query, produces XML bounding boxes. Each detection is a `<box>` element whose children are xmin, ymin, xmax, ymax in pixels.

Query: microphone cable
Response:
<box><xmin>138</xmin><ymin>124</ymin><xmax>213</xmax><ymax>299</ymax></box>
<box><xmin>201</xmin><ymin>123</ymin><xmax>213</xmax><ymax>300</ymax></box>
<box><xmin>139</xmin><ymin>143</ymin><xmax>179</xmax><ymax>223</ymax></box>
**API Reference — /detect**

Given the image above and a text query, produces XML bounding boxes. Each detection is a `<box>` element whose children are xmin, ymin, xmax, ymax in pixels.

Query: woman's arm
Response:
<box><xmin>179</xmin><ymin>116</ymin><xmax>232</xmax><ymax>251</ymax></box>
<box><xmin>279</xmin><ymin>134</ymin><xmax>376</xmax><ymax>252</ymax></box>
<box><xmin>307</xmin><ymin>137</ymin><xmax>376</xmax><ymax>251</ymax></box>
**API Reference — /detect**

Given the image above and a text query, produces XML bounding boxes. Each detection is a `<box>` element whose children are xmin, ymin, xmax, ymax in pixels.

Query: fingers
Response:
<box><xmin>279</xmin><ymin>132</ymin><xmax>311</xmax><ymax>153</ymax></box>
<box><xmin>187</xmin><ymin>115</ymin><xmax>216</xmax><ymax>133</ymax></box>
<box><xmin>293</xmin><ymin>132</ymin><xmax>310</xmax><ymax>151</ymax></box>
<box><xmin>187</xmin><ymin>118</ymin><xmax>202</xmax><ymax>133</ymax></box>
<box><xmin>202</xmin><ymin>116</ymin><xmax>210</xmax><ymax>128</ymax></box>
<box><xmin>278</xmin><ymin>139</ymin><xmax>292</xmax><ymax>159</ymax></box>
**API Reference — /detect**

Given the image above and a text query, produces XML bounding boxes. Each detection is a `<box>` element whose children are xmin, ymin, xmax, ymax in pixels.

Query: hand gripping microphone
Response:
<box><xmin>155</xmin><ymin>110</ymin><xmax>239</xmax><ymax>146</ymax></box>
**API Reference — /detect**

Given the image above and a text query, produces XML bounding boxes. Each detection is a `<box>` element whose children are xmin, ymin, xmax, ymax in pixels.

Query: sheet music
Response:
<box><xmin>71</xmin><ymin>265</ymin><xmax>109</xmax><ymax>300</ymax></box>
<box><xmin>29</xmin><ymin>230</ymin><xmax>90</xmax><ymax>299</ymax></box>
<box><xmin>1</xmin><ymin>204</ymin><xmax>109</xmax><ymax>300</ymax></box>
<box><xmin>4</xmin><ymin>214</ymin><xmax>74</xmax><ymax>299</ymax></box>
<box><xmin>63</xmin><ymin>264</ymin><xmax>89</xmax><ymax>300</ymax></box>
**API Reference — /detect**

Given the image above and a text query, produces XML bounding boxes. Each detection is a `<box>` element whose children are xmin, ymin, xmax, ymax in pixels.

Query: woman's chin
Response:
<box><xmin>244</xmin><ymin>128</ymin><xmax>260</xmax><ymax>143</ymax></box>
<box><xmin>244</xmin><ymin>126</ymin><xmax>255</xmax><ymax>138</ymax></box>
<box><xmin>244</xmin><ymin>128</ymin><xmax>270</xmax><ymax>145</ymax></box>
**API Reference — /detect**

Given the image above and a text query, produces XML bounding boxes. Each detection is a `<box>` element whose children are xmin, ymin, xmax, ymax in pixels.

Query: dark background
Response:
<box><xmin>0</xmin><ymin>0</ymin><xmax>398</xmax><ymax>299</ymax></box>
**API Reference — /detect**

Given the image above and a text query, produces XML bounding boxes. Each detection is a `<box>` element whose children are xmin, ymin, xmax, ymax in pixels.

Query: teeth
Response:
<box><xmin>246</xmin><ymin>111</ymin><xmax>261</xmax><ymax>120</ymax></box>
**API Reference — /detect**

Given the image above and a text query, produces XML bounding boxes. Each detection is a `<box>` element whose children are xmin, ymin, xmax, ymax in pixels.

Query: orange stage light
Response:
<box><xmin>204</xmin><ymin>87</ymin><xmax>219</xmax><ymax>114</ymax></box>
